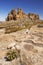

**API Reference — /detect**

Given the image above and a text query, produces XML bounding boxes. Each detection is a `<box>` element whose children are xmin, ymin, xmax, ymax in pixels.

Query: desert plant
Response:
<box><xmin>5</xmin><ymin>49</ymin><xmax>20</xmax><ymax>61</ymax></box>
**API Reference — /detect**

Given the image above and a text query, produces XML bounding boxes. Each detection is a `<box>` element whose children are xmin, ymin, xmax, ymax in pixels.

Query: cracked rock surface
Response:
<box><xmin>0</xmin><ymin>26</ymin><xmax>43</xmax><ymax>65</ymax></box>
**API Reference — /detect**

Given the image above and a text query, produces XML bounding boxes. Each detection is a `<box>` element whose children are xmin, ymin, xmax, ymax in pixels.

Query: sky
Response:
<box><xmin>0</xmin><ymin>0</ymin><xmax>43</xmax><ymax>21</ymax></box>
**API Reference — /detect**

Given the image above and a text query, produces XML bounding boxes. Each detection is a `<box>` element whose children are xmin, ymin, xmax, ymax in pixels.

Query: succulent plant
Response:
<box><xmin>6</xmin><ymin>49</ymin><xmax>20</xmax><ymax>61</ymax></box>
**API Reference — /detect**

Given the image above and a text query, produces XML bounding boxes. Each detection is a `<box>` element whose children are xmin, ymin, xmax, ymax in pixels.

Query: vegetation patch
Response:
<box><xmin>5</xmin><ymin>49</ymin><xmax>20</xmax><ymax>61</ymax></box>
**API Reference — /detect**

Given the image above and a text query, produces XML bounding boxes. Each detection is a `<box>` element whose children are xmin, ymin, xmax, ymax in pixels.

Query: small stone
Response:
<box><xmin>16</xmin><ymin>45</ymin><xmax>20</xmax><ymax>50</ymax></box>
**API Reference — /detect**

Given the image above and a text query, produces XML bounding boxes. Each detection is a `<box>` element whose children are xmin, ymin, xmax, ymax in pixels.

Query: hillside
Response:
<box><xmin>0</xmin><ymin>8</ymin><xmax>43</xmax><ymax>33</ymax></box>
<box><xmin>0</xmin><ymin>8</ymin><xmax>43</xmax><ymax>65</ymax></box>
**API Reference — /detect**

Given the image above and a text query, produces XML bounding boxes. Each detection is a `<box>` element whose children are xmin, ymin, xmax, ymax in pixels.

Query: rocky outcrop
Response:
<box><xmin>6</xmin><ymin>9</ymin><xmax>17</xmax><ymax>21</ymax></box>
<box><xmin>6</xmin><ymin>8</ymin><xmax>26</xmax><ymax>21</ymax></box>
<box><xmin>16</xmin><ymin>8</ymin><xmax>23</xmax><ymax>19</ymax></box>
<box><xmin>28</xmin><ymin>13</ymin><xmax>39</xmax><ymax>20</ymax></box>
<box><xmin>6</xmin><ymin>8</ymin><xmax>40</xmax><ymax>21</ymax></box>
<box><xmin>0</xmin><ymin>8</ymin><xmax>42</xmax><ymax>34</ymax></box>
<box><xmin>6</xmin><ymin>13</ymin><xmax>13</xmax><ymax>21</ymax></box>
<box><xmin>0</xmin><ymin>8</ymin><xmax>43</xmax><ymax>65</ymax></box>
<box><xmin>5</xmin><ymin>17</ymin><xmax>33</xmax><ymax>33</ymax></box>
<box><xmin>0</xmin><ymin>29</ymin><xmax>43</xmax><ymax>65</ymax></box>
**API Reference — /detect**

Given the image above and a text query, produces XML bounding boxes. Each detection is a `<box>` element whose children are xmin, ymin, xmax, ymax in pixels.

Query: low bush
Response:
<box><xmin>5</xmin><ymin>49</ymin><xmax>20</xmax><ymax>61</ymax></box>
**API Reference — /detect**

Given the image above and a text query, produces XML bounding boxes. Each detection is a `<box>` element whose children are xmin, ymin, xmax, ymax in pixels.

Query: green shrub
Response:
<box><xmin>6</xmin><ymin>49</ymin><xmax>20</xmax><ymax>61</ymax></box>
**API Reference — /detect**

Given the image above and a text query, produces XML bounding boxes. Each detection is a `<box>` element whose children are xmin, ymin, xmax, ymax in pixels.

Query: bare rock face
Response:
<box><xmin>28</xmin><ymin>13</ymin><xmax>39</xmax><ymax>20</ymax></box>
<box><xmin>6</xmin><ymin>8</ymin><xmax>26</xmax><ymax>21</ymax></box>
<box><xmin>11</xmin><ymin>9</ymin><xmax>17</xmax><ymax>20</ymax></box>
<box><xmin>0</xmin><ymin>8</ymin><xmax>43</xmax><ymax>65</ymax></box>
<box><xmin>6</xmin><ymin>13</ymin><xmax>13</xmax><ymax>21</ymax></box>
<box><xmin>6</xmin><ymin>8</ymin><xmax>40</xmax><ymax>22</ymax></box>
<box><xmin>6</xmin><ymin>9</ymin><xmax>17</xmax><ymax>21</ymax></box>
<box><xmin>17</xmin><ymin>8</ymin><xmax>23</xmax><ymax>18</ymax></box>
<box><xmin>0</xmin><ymin>28</ymin><xmax>43</xmax><ymax>65</ymax></box>
<box><xmin>30</xmin><ymin>24</ymin><xmax>43</xmax><ymax>33</ymax></box>
<box><xmin>17</xmin><ymin>8</ymin><xmax>26</xmax><ymax>19</ymax></box>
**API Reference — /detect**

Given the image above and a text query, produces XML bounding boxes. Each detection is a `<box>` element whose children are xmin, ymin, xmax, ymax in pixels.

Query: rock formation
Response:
<box><xmin>0</xmin><ymin>8</ymin><xmax>43</xmax><ymax>65</ymax></box>
<box><xmin>16</xmin><ymin>8</ymin><xmax>22</xmax><ymax>19</ymax></box>
<box><xmin>0</xmin><ymin>8</ymin><xmax>42</xmax><ymax>34</ymax></box>
<box><xmin>6</xmin><ymin>9</ymin><xmax>17</xmax><ymax>21</ymax></box>
<box><xmin>11</xmin><ymin>9</ymin><xmax>17</xmax><ymax>20</ymax></box>
<box><xmin>6</xmin><ymin>8</ymin><xmax>40</xmax><ymax>21</ymax></box>
<box><xmin>28</xmin><ymin>13</ymin><xmax>39</xmax><ymax>20</ymax></box>
<box><xmin>6</xmin><ymin>13</ymin><xmax>13</xmax><ymax>21</ymax></box>
<box><xmin>6</xmin><ymin>8</ymin><xmax>28</xmax><ymax>21</ymax></box>
<box><xmin>17</xmin><ymin>8</ymin><xmax>26</xmax><ymax>19</ymax></box>
<box><xmin>5</xmin><ymin>8</ymin><xmax>40</xmax><ymax>33</ymax></box>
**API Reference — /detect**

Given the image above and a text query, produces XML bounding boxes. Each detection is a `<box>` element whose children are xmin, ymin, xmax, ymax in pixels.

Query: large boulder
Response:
<box><xmin>16</xmin><ymin>8</ymin><xmax>23</xmax><ymax>19</ymax></box>
<box><xmin>6</xmin><ymin>13</ymin><xmax>13</xmax><ymax>21</ymax></box>
<box><xmin>16</xmin><ymin>8</ymin><xmax>27</xmax><ymax>19</ymax></box>
<box><xmin>11</xmin><ymin>9</ymin><xmax>17</xmax><ymax>20</ymax></box>
<box><xmin>28</xmin><ymin>13</ymin><xmax>39</xmax><ymax>20</ymax></box>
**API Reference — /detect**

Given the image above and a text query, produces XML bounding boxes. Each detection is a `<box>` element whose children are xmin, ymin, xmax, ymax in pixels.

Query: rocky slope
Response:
<box><xmin>0</xmin><ymin>8</ymin><xmax>43</xmax><ymax>65</ymax></box>
<box><xmin>0</xmin><ymin>8</ymin><xmax>42</xmax><ymax>33</ymax></box>
<box><xmin>0</xmin><ymin>26</ymin><xmax>43</xmax><ymax>65</ymax></box>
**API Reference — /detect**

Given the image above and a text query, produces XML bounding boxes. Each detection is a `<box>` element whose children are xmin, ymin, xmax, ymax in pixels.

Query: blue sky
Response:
<box><xmin>0</xmin><ymin>0</ymin><xmax>43</xmax><ymax>21</ymax></box>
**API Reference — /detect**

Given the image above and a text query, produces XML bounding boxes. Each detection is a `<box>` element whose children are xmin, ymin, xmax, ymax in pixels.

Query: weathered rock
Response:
<box><xmin>11</xmin><ymin>9</ymin><xmax>17</xmax><ymax>20</ymax></box>
<box><xmin>16</xmin><ymin>8</ymin><xmax>26</xmax><ymax>19</ymax></box>
<box><xmin>0</xmin><ymin>28</ymin><xmax>5</xmax><ymax>35</ymax></box>
<box><xmin>28</xmin><ymin>13</ymin><xmax>39</xmax><ymax>20</ymax></box>
<box><xmin>0</xmin><ymin>27</ymin><xmax>43</xmax><ymax>65</ymax></box>
<box><xmin>6</xmin><ymin>13</ymin><xmax>13</xmax><ymax>21</ymax></box>
<box><xmin>6</xmin><ymin>8</ymin><xmax>26</xmax><ymax>21</ymax></box>
<box><xmin>0</xmin><ymin>8</ymin><xmax>43</xmax><ymax>65</ymax></box>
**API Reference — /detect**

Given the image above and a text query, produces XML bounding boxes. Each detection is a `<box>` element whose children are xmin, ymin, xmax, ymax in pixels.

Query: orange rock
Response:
<box><xmin>17</xmin><ymin>8</ymin><xmax>24</xmax><ymax>19</ymax></box>
<box><xmin>17</xmin><ymin>8</ymin><xmax>23</xmax><ymax>14</ymax></box>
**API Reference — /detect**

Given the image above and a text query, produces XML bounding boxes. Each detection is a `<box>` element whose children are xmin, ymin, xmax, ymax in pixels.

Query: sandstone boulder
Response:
<box><xmin>6</xmin><ymin>13</ymin><xmax>13</xmax><ymax>21</ymax></box>
<box><xmin>28</xmin><ymin>13</ymin><xmax>39</xmax><ymax>20</ymax></box>
<box><xmin>11</xmin><ymin>9</ymin><xmax>17</xmax><ymax>20</ymax></box>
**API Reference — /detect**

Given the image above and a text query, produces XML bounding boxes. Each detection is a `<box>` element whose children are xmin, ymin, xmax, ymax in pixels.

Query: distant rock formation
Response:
<box><xmin>6</xmin><ymin>13</ymin><xmax>13</xmax><ymax>21</ymax></box>
<box><xmin>0</xmin><ymin>8</ymin><xmax>42</xmax><ymax>33</ymax></box>
<box><xmin>17</xmin><ymin>8</ymin><xmax>23</xmax><ymax>19</ymax></box>
<box><xmin>6</xmin><ymin>8</ymin><xmax>26</xmax><ymax>21</ymax></box>
<box><xmin>6</xmin><ymin>9</ymin><xmax>17</xmax><ymax>21</ymax></box>
<box><xmin>28</xmin><ymin>13</ymin><xmax>39</xmax><ymax>20</ymax></box>
<box><xmin>6</xmin><ymin>8</ymin><xmax>40</xmax><ymax>21</ymax></box>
